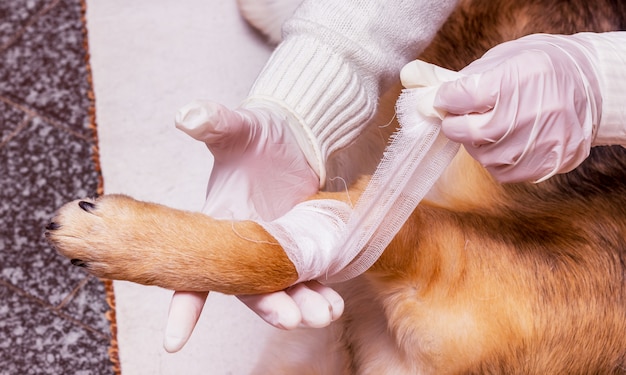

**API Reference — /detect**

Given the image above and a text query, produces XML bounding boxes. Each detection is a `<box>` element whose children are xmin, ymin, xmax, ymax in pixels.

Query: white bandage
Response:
<box><xmin>258</xmin><ymin>199</ymin><xmax>352</xmax><ymax>283</ymax></box>
<box><xmin>259</xmin><ymin>60</ymin><xmax>462</xmax><ymax>284</ymax></box>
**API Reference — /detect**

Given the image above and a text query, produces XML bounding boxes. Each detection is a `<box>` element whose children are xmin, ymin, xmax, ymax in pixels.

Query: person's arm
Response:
<box><xmin>166</xmin><ymin>0</ymin><xmax>460</xmax><ymax>353</ymax></box>
<box><xmin>573</xmin><ymin>32</ymin><xmax>626</xmax><ymax>145</ymax></box>
<box><xmin>248</xmin><ymin>0</ymin><xmax>460</xmax><ymax>180</ymax></box>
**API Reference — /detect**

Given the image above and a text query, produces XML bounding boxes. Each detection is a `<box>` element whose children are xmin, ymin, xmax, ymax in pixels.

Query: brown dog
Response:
<box><xmin>47</xmin><ymin>0</ymin><xmax>626</xmax><ymax>373</ymax></box>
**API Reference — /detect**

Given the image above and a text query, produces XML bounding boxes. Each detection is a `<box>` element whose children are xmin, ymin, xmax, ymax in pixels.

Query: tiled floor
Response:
<box><xmin>0</xmin><ymin>0</ymin><xmax>116</xmax><ymax>374</ymax></box>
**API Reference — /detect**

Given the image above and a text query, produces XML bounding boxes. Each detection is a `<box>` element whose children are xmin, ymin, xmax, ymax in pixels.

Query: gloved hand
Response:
<box><xmin>163</xmin><ymin>99</ymin><xmax>343</xmax><ymax>353</ymax></box>
<box><xmin>430</xmin><ymin>33</ymin><xmax>603</xmax><ymax>183</ymax></box>
<box><xmin>175</xmin><ymin>100</ymin><xmax>321</xmax><ymax>221</ymax></box>
<box><xmin>164</xmin><ymin>282</ymin><xmax>344</xmax><ymax>353</ymax></box>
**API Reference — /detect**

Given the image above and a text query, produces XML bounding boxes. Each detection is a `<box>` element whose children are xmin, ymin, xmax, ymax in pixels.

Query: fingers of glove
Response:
<box><xmin>434</xmin><ymin>41</ymin><xmax>560</xmax><ymax>116</ymax></box>
<box><xmin>300</xmin><ymin>281</ymin><xmax>344</xmax><ymax>322</ymax></box>
<box><xmin>431</xmin><ymin>42</ymin><xmax>517</xmax><ymax>115</ymax></box>
<box><xmin>434</xmin><ymin>74</ymin><xmax>499</xmax><ymax>119</ymax></box>
<box><xmin>462</xmin><ymin>119</ymin><xmax>587</xmax><ymax>183</ymax></box>
<box><xmin>237</xmin><ymin>284</ymin><xmax>343</xmax><ymax>330</ymax></box>
<box><xmin>435</xmin><ymin>35</ymin><xmax>597</xmax><ymax>183</ymax></box>
<box><xmin>164</xmin><ymin>291</ymin><xmax>209</xmax><ymax>353</ymax></box>
<box><xmin>175</xmin><ymin>100</ymin><xmax>247</xmax><ymax>144</ymax></box>
<box><xmin>438</xmin><ymin>104</ymin><xmax>511</xmax><ymax>147</ymax></box>
<box><xmin>436</xmin><ymin>49</ymin><xmax>560</xmax><ymax>147</ymax></box>
<box><xmin>238</xmin><ymin>292</ymin><xmax>302</xmax><ymax>330</ymax></box>
<box><xmin>484</xmin><ymin>150</ymin><xmax>559</xmax><ymax>183</ymax></box>
<box><xmin>286</xmin><ymin>282</ymin><xmax>342</xmax><ymax>328</ymax></box>
<box><xmin>400</xmin><ymin>59</ymin><xmax>463</xmax><ymax>89</ymax></box>
<box><xmin>450</xmin><ymin>104</ymin><xmax>559</xmax><ymax>183</ymax></box>
<box><xmin>462</xmin><ymin>135</ymin><xmax>554</xmax><ymax>183</ymax></box>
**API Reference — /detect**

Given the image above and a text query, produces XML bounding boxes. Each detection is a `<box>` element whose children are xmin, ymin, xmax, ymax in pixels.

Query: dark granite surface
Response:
<box><xmin>0</xmin><ymin>0</ymin><xmax>115</xmax><ymax>373</ymax></box>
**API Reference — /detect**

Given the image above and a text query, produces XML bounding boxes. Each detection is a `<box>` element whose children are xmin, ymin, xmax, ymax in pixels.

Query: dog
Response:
<box><xmin>47</xmin><ymin>0</ymin><xmax>626</xmax><ymax>373</ymax></box>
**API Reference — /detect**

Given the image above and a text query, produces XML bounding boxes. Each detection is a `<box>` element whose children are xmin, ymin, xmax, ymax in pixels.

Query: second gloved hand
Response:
<box><xmin>175</xmin><ymin>99</ymin><xmax>321</xmax><ymax>221</ymax></box>
<box><xmin>165</xmin><ymin>99</ymin><xmax>342</xmax><ymax>353</ymax></box>
<box><xmin>432</xmin><ymin>33</ymin><xmax>603</xmax><ymax>183</ymax></box>
<box><xmin>164</xmin><ymin>282</ymin><xmax>344</xmax><ymax>353</ymax></box>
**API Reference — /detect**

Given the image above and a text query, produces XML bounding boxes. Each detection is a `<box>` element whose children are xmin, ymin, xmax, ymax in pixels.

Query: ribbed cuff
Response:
<box><xmin>580</xmin><ymin>32</ymin><xmax>626</xmax><ymax>145</ymax></box>
<box><xmin>244</xmin><ymin>35</ymin><xmax>377</xmax><ymax>183</ymax></box>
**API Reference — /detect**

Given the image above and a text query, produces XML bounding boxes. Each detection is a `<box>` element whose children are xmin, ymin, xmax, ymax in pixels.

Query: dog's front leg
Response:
<box><xmin>45</xmin><ymin>194</ymin><xmax>299</xmax><ymax>294</ymax></box>
<box><xmin>45</xmin><ymin>179</ymin><xmax>366</xmax><ymax>294</ymax></box>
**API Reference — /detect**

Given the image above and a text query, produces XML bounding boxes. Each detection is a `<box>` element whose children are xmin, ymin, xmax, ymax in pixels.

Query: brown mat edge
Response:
<box><xmin>79</xmin><ymin>1</ymin><xmax>122</xmax><ymax>374</ymax></box>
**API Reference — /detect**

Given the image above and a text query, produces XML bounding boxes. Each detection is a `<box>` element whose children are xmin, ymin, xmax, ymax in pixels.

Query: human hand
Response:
<box><xmin>175</xmin><ymin>99</ymin><xmax>322</xmax><ymax>221</ymax></box>
<box><xmin>432</xmin><ymin>34</ymin><xmax>602</xmax><ymax>183</ymax></box>
<box><xmin>238</xmin><ymin>281</ymin><xmax>344</xmax><ymax>329</ymax></box>
<box><xmin>163</xmin><ymin>282</ymin><xmax>344</xmax><ymax>353</ymax></box>
<box><xmin>165</xmin><ymin>100</ymin><xmax>341</xmax><ymax>353</ymax></box>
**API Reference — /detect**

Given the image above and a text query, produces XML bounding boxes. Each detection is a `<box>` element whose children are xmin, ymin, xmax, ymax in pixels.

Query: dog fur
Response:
<box><xmin>47</xmin><ymin>0</ymin><xmax>626</xmax><ymax>373</ymax></box>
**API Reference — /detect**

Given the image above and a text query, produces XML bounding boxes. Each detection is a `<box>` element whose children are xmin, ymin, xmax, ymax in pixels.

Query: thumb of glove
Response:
<box><xmin>400</xmin><ymin>59</ymin><xmax>462</xmax><ymax>89</ymax></box>
<box><xmin>163</xmin><ymin>291</ymin><xmax>209</xmax><ymax>353</ymax></box>
<box><xmin>175</xmin><ymin>100</ymin><xmax>247</xmax><ymax>144</ymax></box>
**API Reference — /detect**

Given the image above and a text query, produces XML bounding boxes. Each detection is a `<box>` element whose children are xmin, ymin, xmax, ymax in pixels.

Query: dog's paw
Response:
<box><xmin>45</xmin><ymin>194</ymin><xmax>202</xmax><ymax>286</ymax></box>
<box><xmin>45</xmin><ymin>194</ymin><xmax>298</xmax><ymax>294</ymax></box>
<box><xmin>46</xmin><ymin>195</ymin><xmax>144</xmax><ymax>278</ymax></box>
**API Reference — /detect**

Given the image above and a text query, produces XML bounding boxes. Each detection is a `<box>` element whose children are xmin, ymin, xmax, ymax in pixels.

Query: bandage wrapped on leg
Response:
<box><xmin>172</xmin><ymin>96</ymin><xmax>363</xmax><ymax>335</ymax></box>
<box><xmin>164</xmin><ymin>62</ymin><xmax>460</xmax><ymax>352</ymax></box>
<box><xmin>257</xmin><ymin>61</ymin><xmax>463</xmax><ymax>283</ymax></box>
<box><xmin>259</xmin><ymin>199</ymin><xmax>352</xmax><ymax>283</ymax></box>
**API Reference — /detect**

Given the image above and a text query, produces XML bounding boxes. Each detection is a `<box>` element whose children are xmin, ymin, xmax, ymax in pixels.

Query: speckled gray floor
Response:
<box><xmin>0</xmin><ymin>0</ymin><xmax>116</xmax><ymax>374</ymax></box>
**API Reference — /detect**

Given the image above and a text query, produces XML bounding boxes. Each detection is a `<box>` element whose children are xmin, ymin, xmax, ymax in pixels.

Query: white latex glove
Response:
<box><xmin>175</xmin><ymin>100</ymin><xmax>321</xmax><ymax>221</ymax></box>
<box><xmin>429</xmin><ymin>33</ymin><xmax>602</xmax><ymax>183</ymax></box>
<box><xmin>164</xmin><ymin>283</ymin><xmax>344</xmax><ymax>353</ymax></box>
<box><xmin>163</xmin><ymin>100</ymin><xmax>343</xmax><ymax>353</ymax></box>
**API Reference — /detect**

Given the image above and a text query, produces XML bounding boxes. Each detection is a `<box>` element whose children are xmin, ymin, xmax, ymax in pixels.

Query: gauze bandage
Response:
<box><xmin>260</xmin><ymin>60</ymin><xmax>463</xmax><ymax>283</ymax></box>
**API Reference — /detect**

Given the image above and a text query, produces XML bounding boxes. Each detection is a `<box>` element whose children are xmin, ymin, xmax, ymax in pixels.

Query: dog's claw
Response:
<box><xmin>46</xmin><ymin>222</ymin><xmax>60</xmax><ymax>231</ymax></box>
<box><xmin>70</xmin><ymin>259</ymin><xmax>88</xmax><ymax>268</ymax></box>
<box><xmin>78</xmin><ymin>201</ymin><xmax>96</xmax><ymax>212</ymax></box>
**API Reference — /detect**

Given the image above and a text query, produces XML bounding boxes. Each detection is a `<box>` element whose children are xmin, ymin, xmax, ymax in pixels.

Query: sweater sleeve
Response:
<box><xmin>571</xmin><ymin>32</ymin><xmax>626</xmax><ymax>145</ymax></box>
<box><xmin>245</xmin><ymin>0</ymin><xmax>459</xmax><ymax>179</ymax></box>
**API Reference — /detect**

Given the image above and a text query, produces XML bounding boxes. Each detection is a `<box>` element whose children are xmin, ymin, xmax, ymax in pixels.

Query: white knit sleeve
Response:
<box><xmin>246</xmin><ymin>0</ymin><xmax>459</xmax><ymax>176</ymax></box>
<box><xmin>572</xmin><ymin>32</ymin><xmax>626</xmax><ymax>145</ymax></box>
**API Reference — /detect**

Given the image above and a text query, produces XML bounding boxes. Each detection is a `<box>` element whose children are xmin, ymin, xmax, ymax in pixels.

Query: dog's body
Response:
<box><xmin>47</xmin><ymin>0</ymin><xmax>626</xmax><ymax>373</ymax></box>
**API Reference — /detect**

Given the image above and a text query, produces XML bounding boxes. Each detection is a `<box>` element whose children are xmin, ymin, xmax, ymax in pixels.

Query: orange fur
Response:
<box><xmin>47</xmin><ymin>0</ymin><xmax>626</xmax><ymax>373</ymax></box>
<box><xmin>48</xmin><ymin>194</ymin><xmax>297</xmax><ymax>294</ymax></box>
